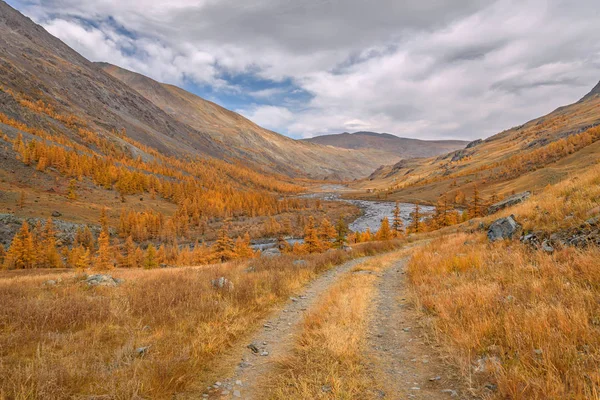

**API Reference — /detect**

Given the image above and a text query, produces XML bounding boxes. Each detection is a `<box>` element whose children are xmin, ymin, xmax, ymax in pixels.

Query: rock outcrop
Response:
<box><xmin>488</xmin><ymin>215</ymin><xmax>521</xmax><ymax>241</ymax></box>
<box><xmin>487</xmin><ymin>192</ymin><xmax>531</xmax><ymax>215</ymax></box>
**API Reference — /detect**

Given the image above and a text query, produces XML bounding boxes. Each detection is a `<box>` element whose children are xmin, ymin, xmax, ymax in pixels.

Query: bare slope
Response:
<box><xmin>97</xmin><ymin>63</ymin><xmax>399</xmax><ymax>179</ymax></box>
<box><xmin>305</xmin><ymin>131</ymin><xmax>468</xmax><ymax>159</ymax></box>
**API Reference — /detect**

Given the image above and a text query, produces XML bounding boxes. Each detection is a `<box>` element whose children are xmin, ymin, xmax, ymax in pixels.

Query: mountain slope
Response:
<box><xmin>96</xmin><ymin>63</ymin><xmax>399</xmax><ymax>179</ymax></box>
<box><xmin>357</xmin><ymin>81</ymin><xmax>600</xmax><ymax>203</ymax></box>
<box><xmin>304</xmin><ymin>131</ymin><xmax>468</xmax><ymax>159</ymax></box>
<box><xmin>0</xmin><ymin>1</ymin><xmax>390</xmax><ymax>180</ymax></box>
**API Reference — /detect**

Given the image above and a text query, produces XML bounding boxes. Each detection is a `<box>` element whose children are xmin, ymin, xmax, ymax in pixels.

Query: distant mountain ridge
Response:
<box><xmin>304</xmin><ymin>131</ymin><xmax>468</xmax><ymax>159</ymax></box>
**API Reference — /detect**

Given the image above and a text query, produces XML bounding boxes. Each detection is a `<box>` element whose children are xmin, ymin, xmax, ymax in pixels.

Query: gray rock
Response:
<box><xmin>43</xmin><ymin>279</ymin><xmax>57</xmax><ymax>286</ymax></box>
<box><xmin>441</xmin><ymin>389</ymin><xmax>458</xmax><ymax>397</ymax></box>
<box><xmin>342</xmin><ymin>245</ymin><xmax>353</xmax><ymax>252</ymax></box>
<box><xmin>541</xmin><ymin>240</ymin><xmax>554</xmax><ymax>254</ymax></box>
<box><xmin>51</xmin><ymin>211</ymin><xmax>62</xmax><ymax>217</ymax></box>
<box><xmin>211</xmin><ymin>277</ymin><xmax>234</xmax><ymax>291</ymax></box>
<box><xmin>136</xmin><ymin>346</ymin><xmax>150</xmax><ymax>356</ymax></box>
<box><xmin>233</xmin><ymin>390</ymin><xmax>241</xmax><ymax>398</ymax></box>
<box><xmin>261</xmin><ymin>248</ymin><xmax>281</xmax><ymax>257</ymax></box>
<box><xmin>466</xmin><ymin>138</ymin><xmax>483</xmax><ymax>149</ymax></box>
<box><xmin>488</xmin><ymin>215</ymin><xmax>521</xmax><ymax>242</ymax></box>
<box><xmin>85</xmin><ymin>274</ymin><xmax>123</xmax><ymax>287</ymax></box>
<box><xmin>487</xmin><ymin>192</ymin><xmax>531</xmax><ymax>215</ymax></box>
<box><xmin>247</xmin><ymin>343</ymin><xmax>259</xmax><ymax>353</ymax></box>
<box><xmin>293</xmin><ymin>260</ymin><xmax>307</xmax><ymax>266</ymax></box>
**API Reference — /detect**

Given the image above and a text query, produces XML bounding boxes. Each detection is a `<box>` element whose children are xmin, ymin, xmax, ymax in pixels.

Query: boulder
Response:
<box><xmin>487</xmin><ymin>192</ymin><xmax>531</xmax><ymax>215</ymax></box>
<box><xmin>292</xmin><ymin>260</ymin><xmax>307</xmax><ymax>266</ymax></box>
<box><xmin>211</xmin><ymin>277</ymin><xmax>234</xmax><ymax>291</ymax></box>
<box><xmin>85</xmin><ymin>274</ymin><xmax>123</xmax><ymax>287</ymax></box>
<box><xmin>487</xmin><ymin>215</ymin><xmax>521</xmax><ymax>242</ymax></box>
<box><xmin>261</xmin><ymin>248</ymin><xmax>281</xmax><ymax>258</ymax></box>
<box><xmin>51</xmin><ymin>211</ymin><xmax>62</xmax><ymax>217</ymax></box>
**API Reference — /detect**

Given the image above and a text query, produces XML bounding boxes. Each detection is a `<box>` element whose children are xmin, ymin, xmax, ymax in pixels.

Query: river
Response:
<box><xmin>251</xmin><ymin>186</ymin><xmax>434</xmax><ymax>250</ymax></box>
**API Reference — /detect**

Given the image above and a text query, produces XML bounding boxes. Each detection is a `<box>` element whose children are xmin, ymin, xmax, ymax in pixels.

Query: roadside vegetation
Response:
<box><xmin>0</xmin><ymin>240</ymin><xmax>403</xmax><ymax>399</ymax></box>
<box><xmin>407</xmin><ymin>165</ymin><xmax>600</xmax><ymax>399</ymax></box>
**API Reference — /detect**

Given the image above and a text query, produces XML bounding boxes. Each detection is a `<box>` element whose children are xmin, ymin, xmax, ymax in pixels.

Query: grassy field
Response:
<box><xmin>407</xmin><ymin>165</ymin><xmax>600</xmax><ymax>399</ymax></box>
<box><xmin>0</xmin><ymin>241</ymin><xmax>401</xmax><ymax>399</ymax></box>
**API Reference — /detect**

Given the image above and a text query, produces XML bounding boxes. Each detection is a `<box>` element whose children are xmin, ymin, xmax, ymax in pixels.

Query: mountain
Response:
<box><xmin>96</xmin><ymin>63</ymin><xmax>399</xmax><ymax>179</ymax></box>
<box><xmin>358</xmin><ymin>81</ymin><xmax>600</xmax><ymax>203</ymax></box>
<box><xmin>0</xmin><ymin>1</ymin><xmax>391</xmax><ymax>180</ymax></box>
<box><xmin>304</xmin><ymin>131</ymin><xmax>468</xmax><ymax>159</ymax></box>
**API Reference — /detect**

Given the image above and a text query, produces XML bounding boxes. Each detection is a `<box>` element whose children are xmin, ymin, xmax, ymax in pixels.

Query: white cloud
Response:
<box><xmin>14</xmin><ymin>0</ymin><xmax>600</xmax><ymax>140</ymax></box>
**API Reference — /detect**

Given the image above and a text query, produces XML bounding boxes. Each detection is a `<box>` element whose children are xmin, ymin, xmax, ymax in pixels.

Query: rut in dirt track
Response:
<box><xmin>203</xmin><ymin>256</ymin><xmax>371</xmax><ymax>399</ymax></box>
<box><xmin>365</xmin><ymin>259</ymin><xmax>476</xmax><ymax>400</ymax></box>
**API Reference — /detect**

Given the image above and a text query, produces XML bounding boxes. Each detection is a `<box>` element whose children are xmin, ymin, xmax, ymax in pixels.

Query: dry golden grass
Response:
<box><xmin>260</xmin><ymin>253</ymin><xmax>398</xmax><ymax>399</ymax></box>
<box><xmin>407</xmin><ymin>167</ymin><xmax>600</xmax><ymax>399</ymax></box>
<box><xmin>0</xmin><ymin>241</ymin><xmax>401</xmax><ymax>399</ymax></box>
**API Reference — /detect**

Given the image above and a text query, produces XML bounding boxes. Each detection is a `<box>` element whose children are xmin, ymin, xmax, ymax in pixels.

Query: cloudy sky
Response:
<box><xmin>7</xmin><ymin>0</ymin><xmax>600</xmax><ymax>140</ymax></box>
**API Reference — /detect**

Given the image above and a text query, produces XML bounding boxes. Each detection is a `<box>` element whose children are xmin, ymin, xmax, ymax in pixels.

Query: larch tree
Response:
<box><xmin>144</xmin><ymin>244</ymin><xmax>158</xmax><ymax>269</ymax></box>
<box><xmin>67</xmin><ymin>179</ymin><xmax>78</xmax><ymax>200</ymax></box>
<box><xmin>95</xmin><ymin>230</ymin><xmax>113</xmax><ymax>270</ymax></box>
<box><xmin>0</xmin><ymin>244</ymin><xmax>5</xmax><ymax>266</ymax></box>
<box><xmin>392</xmin><ymin>201</ymin><xmax>404</xmax><ymax>237</ymax></box>
<box><xmin>376</xmin><ymin>217</ymin><xmax>392</xmax><ymax>241</ymax></box>
<box><xmin>409</xmin><ymin>203</ymin><xmax>422</xmax><ymax>234</ymax></box>
<box><xmin>334</xmin><ymin>216</ymin><xmax>348</xmax><ymax>249</ymax></box>
<box><xmin>234</xmin><ymin>233</ymin><xmax>255</xmax><ymax>259</ymax></box>
<box><xmin>303</xmin><ymin>216</ymin><xmax>321</xmax><ymax>253</ymax></box>
<box><xmin>6</xmin><ymin>221</ymin><xmax>36</xmax><ymax>269</ymax></box>
<box><xmin>213</xmin><ymin>224</ymin><xmax>235</xmax><ymax>262</ymax></box>
<box><xmin>41</xmin><ymin>218</ymin><xmax>62</xmax><ymax>268</ymax></box>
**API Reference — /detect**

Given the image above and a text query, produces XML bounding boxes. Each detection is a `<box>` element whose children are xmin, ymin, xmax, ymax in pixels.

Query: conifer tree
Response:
<box><xmin>234</xmin><ymin>234</ymin><xmax>255</xmax><ymax>259</ymax></box>
<box><xmin>469</xmin><ymin>185</ymin><xmax>482</xmax><ymax>218</ymax></box>
<box><xmin>334</xmin><ymin>217</ymin><xmax>348</xmax><ymax>249</ymax></box>
<box><xmin>144</xmin><ymin>244</ymin><xmax>158</xmax><ymax>269</ymax></box>
<box><xmin>95</xmin><ymin>230</ymin><xmax>113</xmax><ymax>270</ymax></box>
<box><xmin>75</xmin><ymin>226</ymin><xmax>95</xmax><ymax>250</ymax></box>
<box><xmin>75</xmin><ymin>247</ymin><xmax>91</xmax><ymax>271</ymax></box>
<box><xmin>409</xmin><ymin>203</ymin><xmax>422</xmax><ymax>234</ymax></box>
<box><xmin>304</xmin><ymin>216</ymin><xmax>321</xmax><ymax>253</ymax></box>
<box><xmin>318</xmin><ymin>218</ymin><xmax>337</xmax><ymax>241</ymax></box>
<box><xmin>213</xmin><ymin>224</ymin><xmax>235</xmax><ymax>262</ymax></box>
<box><xmin>67</xmin><ymin>179</ymin><xmax>78</xmax><ymax>200</ymax></box>
<box><xmin>41</xmin><ymin>218</ymin><xmax>62</xmax><ymax>268</ymax></box>
<box><xmin>6</xmin><ymin>221</ymin><xmax>35</xmax><ymax>269</ymax></box>
<box><xmin>99</xmin><ymin>207</ymin><xmax>109</xmax><ymax>233</ymax></box>
<box><xmin>376</xmin><ymin>217</ymin><xmax>392</xmax><ymax>240</ymax></box>
<box><xmin>392</xmin><ymin>201</ymin><xmax>404</xmax><ymax>237</ymax></box>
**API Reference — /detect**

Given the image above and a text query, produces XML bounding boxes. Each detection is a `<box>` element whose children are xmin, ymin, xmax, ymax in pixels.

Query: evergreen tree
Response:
<box><xmin>75</xmin><ymin>246</ymin><xmax>91</xmax><ymax>271</ymax></box>
<box><xmin>75</xmin><ymin>226</ymin><xmax>95</xmax><ymax>250</ymax></box>
<box><xmin>469</xmin><ymin>185</ymin><xmax>482</xmax><ymax>218</ymax></box>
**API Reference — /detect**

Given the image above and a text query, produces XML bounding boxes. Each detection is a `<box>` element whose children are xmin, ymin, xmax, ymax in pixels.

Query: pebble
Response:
<box><xmin>441</xmin><ymin>389</ymin><xmax>458</xmax><ymax>397</ymax></box>
<box><xmin>235</xmin><ymin>380</ymin><xmax>243</xmax><ymax>386</ymax></box>
<box><xmin>233</xmin><ymin>390</ymin><xmax>241</xmax><ymax>398</ymax></box>
<box><xmin>261</xmin><ymin>351</ymin><xmax>269</xmax><ymax>356</ymax></box>
<box><xmin>429</xmin><ymin>376</ymin><xmax>441</xmax><ymax>381</ymax></box>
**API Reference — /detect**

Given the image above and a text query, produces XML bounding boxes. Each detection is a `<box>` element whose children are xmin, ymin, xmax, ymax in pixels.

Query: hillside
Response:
<box><xmin>356</xmin><ymin>81</ymin><xmax>600</xmax><ymax>204</ymax></box>
<box><xmin>0</xmin><ymin>1</ymin><xmax>389</xmax><ymax>180</ymax></box>
<box><xmin>97</xmin><ymin>63</ymin><xmax>399</xmax><ymax>179</ymax></box>
<box><xmin>304</xmin><ymin>131</ymin><xmax>468</xmax><ymax>159</ymax></box>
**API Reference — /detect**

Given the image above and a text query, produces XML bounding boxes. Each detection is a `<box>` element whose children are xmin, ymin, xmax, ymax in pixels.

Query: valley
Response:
<box><xmin>1</xmin><ymin>1</ymin><xmax>600</xmax><ymax>399</ymax></box>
